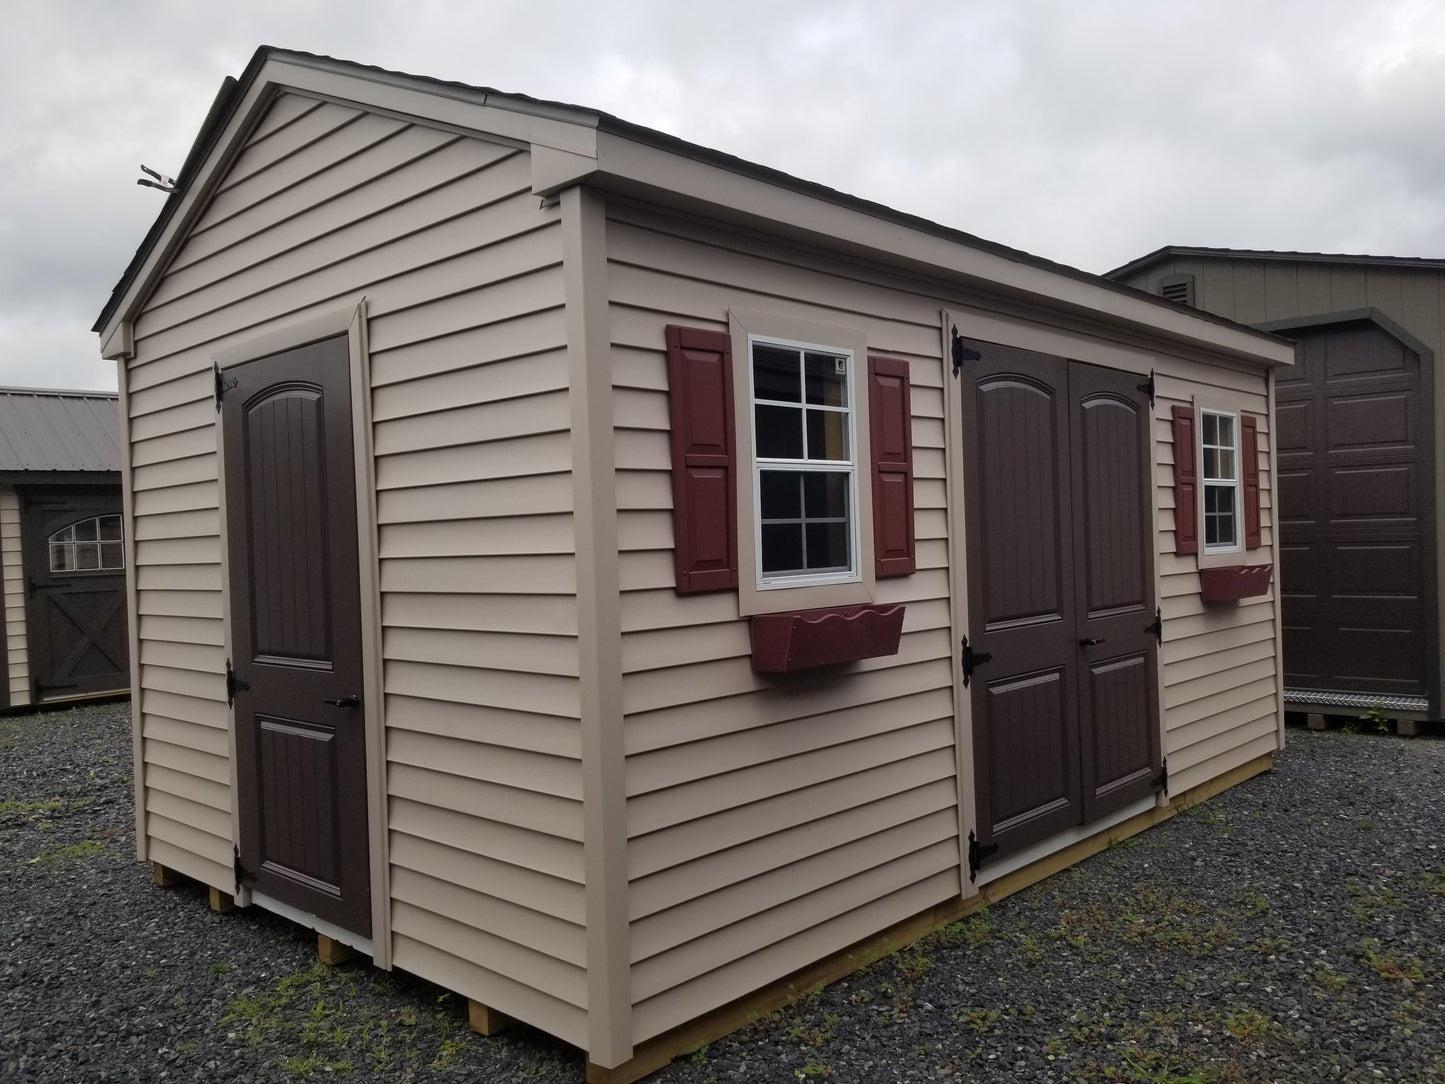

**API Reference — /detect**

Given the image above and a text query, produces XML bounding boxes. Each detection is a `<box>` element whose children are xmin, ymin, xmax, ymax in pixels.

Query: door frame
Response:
<box><xmin>213</xmin><ymin>298</ymin><xmax>390</xmax><ymax>964</ymax></box>
<box><xmin>941</xmin><ymin>310</ymin><xmax>1168</xmax><ymax>890</ymax></box>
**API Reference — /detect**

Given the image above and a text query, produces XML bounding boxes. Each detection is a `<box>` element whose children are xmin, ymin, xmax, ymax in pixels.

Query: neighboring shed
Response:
<box><xmin>94</xmin><ymin>48</ymin><xmax>1294</xmax><ymax>1082</ymax></box>
<box><xmin>1109</xmin><ymin>247</ymin><xmax>1444</xmax><ymax>724</ymax></box>
<box><xmin>0</xmin><ymin>387</ymin><xmax>128</xmax><ymax>708</ymax></box>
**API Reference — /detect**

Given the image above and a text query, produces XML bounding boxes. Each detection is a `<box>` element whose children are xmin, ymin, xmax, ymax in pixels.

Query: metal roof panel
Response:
<box><xmin>0</xmin><ymin>387</ymin><xmax>123</xmax><ymax>473</ymax></box>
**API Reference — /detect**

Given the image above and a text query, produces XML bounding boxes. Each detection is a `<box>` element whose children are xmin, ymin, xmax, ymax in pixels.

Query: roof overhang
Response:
<box><xmin>96</xmin><ymin>49</ymin><xmax>1294</xmax><ymax>370</ymax></box>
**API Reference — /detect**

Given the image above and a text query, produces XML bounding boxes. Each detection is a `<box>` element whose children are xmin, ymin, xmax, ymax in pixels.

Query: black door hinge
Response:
<box><xmin>967</xmin><ymin>830</ymin><xmax>999</xmax><ymax>882</ymax></box>
<box><xmin>234</xmin><ymin>844</ymin><xmax>256</xmax><ymax>886</ymax></box>
<box><xmin>961</xmin><ymin>635</ymin><xmax>992</xmax><ymax>688</ymax></box>
<box><xmin>1144</xmin><ymin>607</ymin><xmax>1163</xmax><ymax>644</ymax></box>
<box><xmin>1137</xmin><ymin>370</ymin><xmax>1155</xmax><ymax>406</ymax></box>
<box><xmin>950</xmin><ymin>325</ymin><xmax>981</xmax><ymax>378</ymax></box>
<box><xmin>1154</xmin><ymin>758</ymin><xmax>1169</xmax><ymax>792</ymax></box>
<box><xmin>214</xmin><ymin>364</ymin><xmax>238</xmax><ymax>411</ymax></box>
<box><xmin>225</xmin><ymin>658</ymin><xmax>249</xmax><ymax>706</ymax></box>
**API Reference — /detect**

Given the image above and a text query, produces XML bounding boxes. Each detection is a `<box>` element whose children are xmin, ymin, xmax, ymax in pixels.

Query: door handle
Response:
<box><xmin>1078</xmin><ymin>638</ymin><xmax>1105</xmax><ymax>647</ymax></box>
<box><xmin>323</xmin><ymin>695</ymin><xmax>360</xmax><ymax>708</ymax></box>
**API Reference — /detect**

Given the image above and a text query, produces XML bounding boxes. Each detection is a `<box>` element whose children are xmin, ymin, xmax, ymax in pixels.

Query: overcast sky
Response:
<box><xmin>3</xmin><ymin>0</ymin><xmax>1444</xmax><ymax>392</ymax></box>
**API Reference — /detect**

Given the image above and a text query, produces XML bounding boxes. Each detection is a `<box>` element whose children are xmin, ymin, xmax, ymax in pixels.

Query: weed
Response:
<box><xmin>1359</xmin><ymin>701</ymin><xmax>1391</xmax><ymax>733</ymax></box>
<box><xmin>897</xmin><ymin>948</ymin><xmax>932</xmax><ymax>982</ymax></box>
<box><xmin>1356</xmin><ymin>938</ymin><xmax>1425</xmax><ymax>981</ymax></box>
<box><xmin>1420</xmin><ymin>868</ymin><xmax>1445</xmax><ymax>896</ymax></box>
<box><xmin>1222</xmin><ymin>1007</ymin><xmax>1272</xmax><ymax>1042</ymax></box>
<box><xmin>1229</xmin><ymin>890</ymin><xmax>1269</xmax><ymax>917</ymax></box>
<box><xmin>689</xmin><ymin>1043</ymin><xmax>709</xmax><ymax>1064</ymax></box>
<box><xmin>954</xmin><ymin>1006</ymin><xmax>999</xmax><ymax>1034</ymax></box>
<box><xmin>1018</xmin><ymin>932</ymin><xmax>1044</xmax><ymax>961</ymax></box>
<box><xmin>0</xmin><ymin>797</ymin><xmax>63</xmax><ymax>818</ymax></box>
<box><xmin>1313</xmin><ymin>964</ymin><xmax>1348</xmax><ymax>992</ymax></box>
<box><xmin>30</xmin><ymin>839</ymin><xmax>105</xmax><ymax>863</ymax></box>
<box><xmin>795</xmin><ymin>1057</ymin><xmax>832</xmax><ymax>1078</ymax></box>
<box><xmin>208</xmin><ymin>962</ymin><xmax>231</xmax><ymax>977</ymax></box>
<box><xmin>1354</xmin><ymin>819</ymin><xmax>1374</xmax><ymax>832</ymax></box>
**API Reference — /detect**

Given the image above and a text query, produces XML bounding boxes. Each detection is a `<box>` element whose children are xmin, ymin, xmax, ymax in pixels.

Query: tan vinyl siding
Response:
<box><xmin>122</xmin><ymin>91</ymin><xmax>581</xmax><ymax>1027</ymax></box>
<box><xmin>605</xmin><ymin>206</ymin><xmax>961</xmax><ymax>1044</ymax></box>
<box><xmin>1154</xmin><ymin>364</ymin><xmax>1279</xmax><ymax>794</ymax></box>
<box><xmin>1</xmin><ymin>485</ymin><xmax>27</xmax><ymax>705</ymax></box>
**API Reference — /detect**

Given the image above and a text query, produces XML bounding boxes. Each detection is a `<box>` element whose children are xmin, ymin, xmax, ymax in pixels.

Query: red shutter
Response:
<box><xmin>666</xmin><ymin>325</ymin><xmax>738</xmax><ymax>593</ymax></box>
<box><xmin>869</xmin><ymin>356</ymin><xmax>915</xmax><ymax>577</ymax></box>
<box><xmin>1171</xmin><ymin>405</ymin><xmax>1198</xmax><ymax>556</ymax></box>
<box><xmin>1241</xmin><ymin>413</ymin><xmax>1261</xmax><ymax>549</ymax></box>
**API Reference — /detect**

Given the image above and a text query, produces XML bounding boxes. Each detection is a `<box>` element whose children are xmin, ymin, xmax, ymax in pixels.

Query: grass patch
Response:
<box><xmin>30</xmin><ymin>839</ymin><xmax>105</xmax><ymax>863</ymax></box>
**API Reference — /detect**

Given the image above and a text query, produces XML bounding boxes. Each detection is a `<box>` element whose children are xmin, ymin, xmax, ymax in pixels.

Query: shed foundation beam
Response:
<box><xmin>468</xmin><ymin>1000</ymin><xmax>514</xmax><ymax>1036</ymax></box>
<box><xmin>318</xmin><ymin>934</ymin><xmax>358</xmax><ymax>966</ymax></box>
<box><xmin>208</xmin><ymin>887</ymin><xmax>235</xmax><ymax>913</ymax></box>
<box><xmin>151</xmin><ymin>862</ymin><xmax>185</xmax><ymax>887</ymax></box>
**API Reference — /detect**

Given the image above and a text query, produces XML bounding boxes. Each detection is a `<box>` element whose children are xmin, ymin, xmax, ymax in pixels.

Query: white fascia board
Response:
<box><xmin>584</xmin><ymin>132</ymin><xmax>1295</xmax><ymax>369</ymax></box>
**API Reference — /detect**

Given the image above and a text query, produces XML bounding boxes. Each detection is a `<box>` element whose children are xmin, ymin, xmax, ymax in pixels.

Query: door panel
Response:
<box><xmin>1072</xmin><ymin>366</ymin><xmax>1160</xmax><ymax>821</ymax></box>
<box><xmin>1274</xmin><ymin>320</ymin><xmax>1433</xmax><ymax>702</ymax></box>
<box><xmin>962</xmin><ymin>342</ymin><xmax>1160</xmax><ymax>864</ymax></box>
<box><xmin>19</xmin><ymin>487</ymin><xmax>129</xmax><ymax>699</ymax></box>
<box><xmin>223</xmin><ymin>335</ymin><xmax>371</xmax><ymax>937</ymax></box>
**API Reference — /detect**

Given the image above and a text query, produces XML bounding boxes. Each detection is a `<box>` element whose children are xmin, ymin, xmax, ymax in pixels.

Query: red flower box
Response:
<box><xmin>750</xmin><ymin>604</ymin><xmax>906</xmax><ymax>672</ymax></box>
<box><xmin>1199</xmin><ymin>563</ymin><xmax>1273</xmax><ymax>602</ymax></box>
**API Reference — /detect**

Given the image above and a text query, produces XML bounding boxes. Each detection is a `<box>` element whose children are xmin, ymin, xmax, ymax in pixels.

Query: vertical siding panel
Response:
<box><xmin>1294</xmin><ymin>264</ymin><xmax>1333</xmax><ymax>316</ymax></box>
<box><xmin>0</xmin><ymin>485</ymin><xmax>28</xmax><ymax>704</ymax></box>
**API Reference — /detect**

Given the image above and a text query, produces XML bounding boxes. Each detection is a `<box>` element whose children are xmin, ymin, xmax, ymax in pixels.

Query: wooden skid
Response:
<box><xmin>318</xmin><ymin>934</ymin><xmax>359</xmax><ymax>966</ymax></box>
<box><xmin>468</xmin><ymin>1000</ymin><xmax>515</xmax><ymax>1036</ymax></box>
<box><xmin>585</xmin><ymin>753</ymin><xmax>1274</xmax><ymax>1084</ymax></box>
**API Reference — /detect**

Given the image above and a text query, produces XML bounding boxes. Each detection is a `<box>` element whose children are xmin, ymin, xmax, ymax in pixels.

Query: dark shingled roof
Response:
<box><xmin>0</xmin><ymin>387</ymin><xmax>122</xmax><ymax>473</ymax></box>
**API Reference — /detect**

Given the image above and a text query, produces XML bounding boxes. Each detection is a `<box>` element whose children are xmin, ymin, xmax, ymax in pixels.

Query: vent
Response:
<box><xmin>1158</xmin><ymin>273</ymin><xmax>1196</xmax><ymax>306</ymax></box>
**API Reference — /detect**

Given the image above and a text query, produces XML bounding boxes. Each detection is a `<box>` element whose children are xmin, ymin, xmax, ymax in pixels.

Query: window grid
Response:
<box><xmin>751</xmin><ymin>339</ymin><xmax>858</xmax><ymax>584</ymax></box>
<box><xmin>1201</xmin><ymin>410</ymin><xmax>1239</xmax><ymax>551</ymax></box>
<box><xmin>49</xmin><ymin>515</ymin><xmax>125</xmax><ymax>573</ymax></box>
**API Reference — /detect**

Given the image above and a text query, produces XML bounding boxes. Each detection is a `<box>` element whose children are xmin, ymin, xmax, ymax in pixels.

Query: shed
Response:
<box><xmin>0</xmin><ymin>386</ymin><xmax>128</xmax><ymax>708</ymax></box>
<box><xmin>1108</xmin><ymin>247</ymin><xmax>1444</xmax><ymax>725</ymax></box>
<box><xmin>94</xmin><ymin>49</ymin><xmax>1295</xmax><ymax>1082</ymax></box>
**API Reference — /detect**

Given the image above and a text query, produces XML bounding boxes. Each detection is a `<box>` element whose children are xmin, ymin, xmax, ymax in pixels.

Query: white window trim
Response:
<box><xmin>1198</xmin><ymin>403</ymin><xmax>1243</xmax><ymax>560</ymax></box>
<box><xmin>730</xmin><ymin>309</ymin><xmax>875</xmax><ymax>617</ymax></box>
<box><xmin>749</xmin><ymin>332</ymin><xmax>862</xmax><ymax>591</ymax></box>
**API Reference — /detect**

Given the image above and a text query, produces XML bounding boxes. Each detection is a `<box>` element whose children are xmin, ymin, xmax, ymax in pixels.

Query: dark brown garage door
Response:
<box><xmin>960</xmin><ymin>342</ymin><xmax>1161</xmax><ymax>867</ymax></box>
<box><xmin>19</xmin><ymin>487</ymin><xmax>129</xmax><ymax>700</ymax></box>
<box><xmin>222</xmin><ymin>335</ymin><xmax>372</xmax><ymax>937</ymax></box>
<box><xmin>1273</xmin><ymin>317</ymin><xmax>1436</xmax><ymax>707</ymax></box>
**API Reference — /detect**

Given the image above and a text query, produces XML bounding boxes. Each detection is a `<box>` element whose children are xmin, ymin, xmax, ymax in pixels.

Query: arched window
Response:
<box><xmin>49</xmin><ymin>515</ymin><xmax>125</xmax><ymax>573</ymax></box>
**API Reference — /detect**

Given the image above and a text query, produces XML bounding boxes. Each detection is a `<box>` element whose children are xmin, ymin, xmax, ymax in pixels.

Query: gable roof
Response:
<box><xmin>1107</xmin><ymin>245</ymin><xmax>1445</xmax><ymax>281</ymax></box>
<box><xmin>0</xmin><ymin>387</ymin><xmax>122</xmax><ymax>473</ymax></box>
<box><xmin>95</xmin><ymin>47</ymin><xmax>1294</xmax><ymax>368</ymax></box>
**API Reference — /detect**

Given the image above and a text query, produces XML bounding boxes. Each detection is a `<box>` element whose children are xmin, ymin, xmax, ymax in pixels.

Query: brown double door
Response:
<box><xmin>222</xmin><ymin>336</ymin><xmax>371</xmax><ymax>937</ymax></box>
<box><xmin>961</xmin><ymin>342</ymin><xmax>1161</xmax><ymax>866</ymax></box>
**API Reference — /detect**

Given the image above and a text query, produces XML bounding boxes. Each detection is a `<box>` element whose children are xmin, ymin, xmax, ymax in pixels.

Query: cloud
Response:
<box><xmin>4</xmin><ymin>0</ymin><xmax>1445</xmax><ymax>391</ymax></box>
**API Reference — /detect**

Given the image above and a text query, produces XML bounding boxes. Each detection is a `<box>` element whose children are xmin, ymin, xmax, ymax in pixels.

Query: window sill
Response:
<box><xmin>1199</xmin><ymin>563</ymin><xmax>1273</xmax><ymax>603</ymax></box>
<box><xmin>749</xmin><ymin>603</ymin><xmax>905</xmax><ymax>672</ymax></box>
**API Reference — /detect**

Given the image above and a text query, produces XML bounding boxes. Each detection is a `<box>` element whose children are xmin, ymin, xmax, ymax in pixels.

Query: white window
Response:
<box><xmin>1201</xmin><ymin>409</ymin><xmax>1239</xmax><ymax>552</ymax></box>
<box><xmin>49</xmin><ymin>515</ymin><xmax>124</xmax><ymax>572</ymax></box>
<box><xmin>750</xmin><ymin>337</ymin><xmax>859</xmax><ymax>587</ymax></box>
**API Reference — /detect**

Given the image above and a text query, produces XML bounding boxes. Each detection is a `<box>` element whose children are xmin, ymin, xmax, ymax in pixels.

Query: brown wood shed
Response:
<box><xmin>0</xmin><ymin>387</ymin><xmax>129</xmax><ymax>708</ymax></box>
<box><xmin>1109</xmin><ymin>247</ymin><xmax>1444</xmax><ymax>724</ymax></box>
<box><xmin>94</xmin><ymin>49</ymin><xmax>1295</xmax><ymax>1082</ymax></box>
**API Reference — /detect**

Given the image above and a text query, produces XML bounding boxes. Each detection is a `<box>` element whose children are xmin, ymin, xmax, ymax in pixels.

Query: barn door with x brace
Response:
<box><xmin>18</xmin><ymin>487</ymin><xmax>129</xmax><ymax>700</ymax></box>
<box><xmin>219</xmin><ymin>335</ymin><xmax>372</xmax><ymax>937</ymax></box>
<box><xmin>960</xmin><ymin>339</ymin><xmax>1162</xmax><ymax>869</ymax></box>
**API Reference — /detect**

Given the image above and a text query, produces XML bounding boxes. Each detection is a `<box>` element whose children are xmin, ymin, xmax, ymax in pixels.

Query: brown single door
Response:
<box><xmin>222</xmin><ymin>335</ymin><xmax>371</xmax><ymax>937</ymax></box>
<box><xmin>961</xmin><ymin>342</ymin><xmax>1160</xmax><ymax>864</ymax></box>
<box><xmin>19</xmin><ymin>487</ymin><xmax>129</xmax><ymax>700</ymax></box>
<box><xmin>1273</xmin><ymin>318</ymin><xmax>1435</xmax><ymax>706</ymax></box>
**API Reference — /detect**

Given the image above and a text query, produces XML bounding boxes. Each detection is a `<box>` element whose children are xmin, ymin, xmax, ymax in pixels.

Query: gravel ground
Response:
<box><xmin>2</xmin><ymin>702</ymin><xmax>1443</xmax><ymax>1084</ymax></box>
